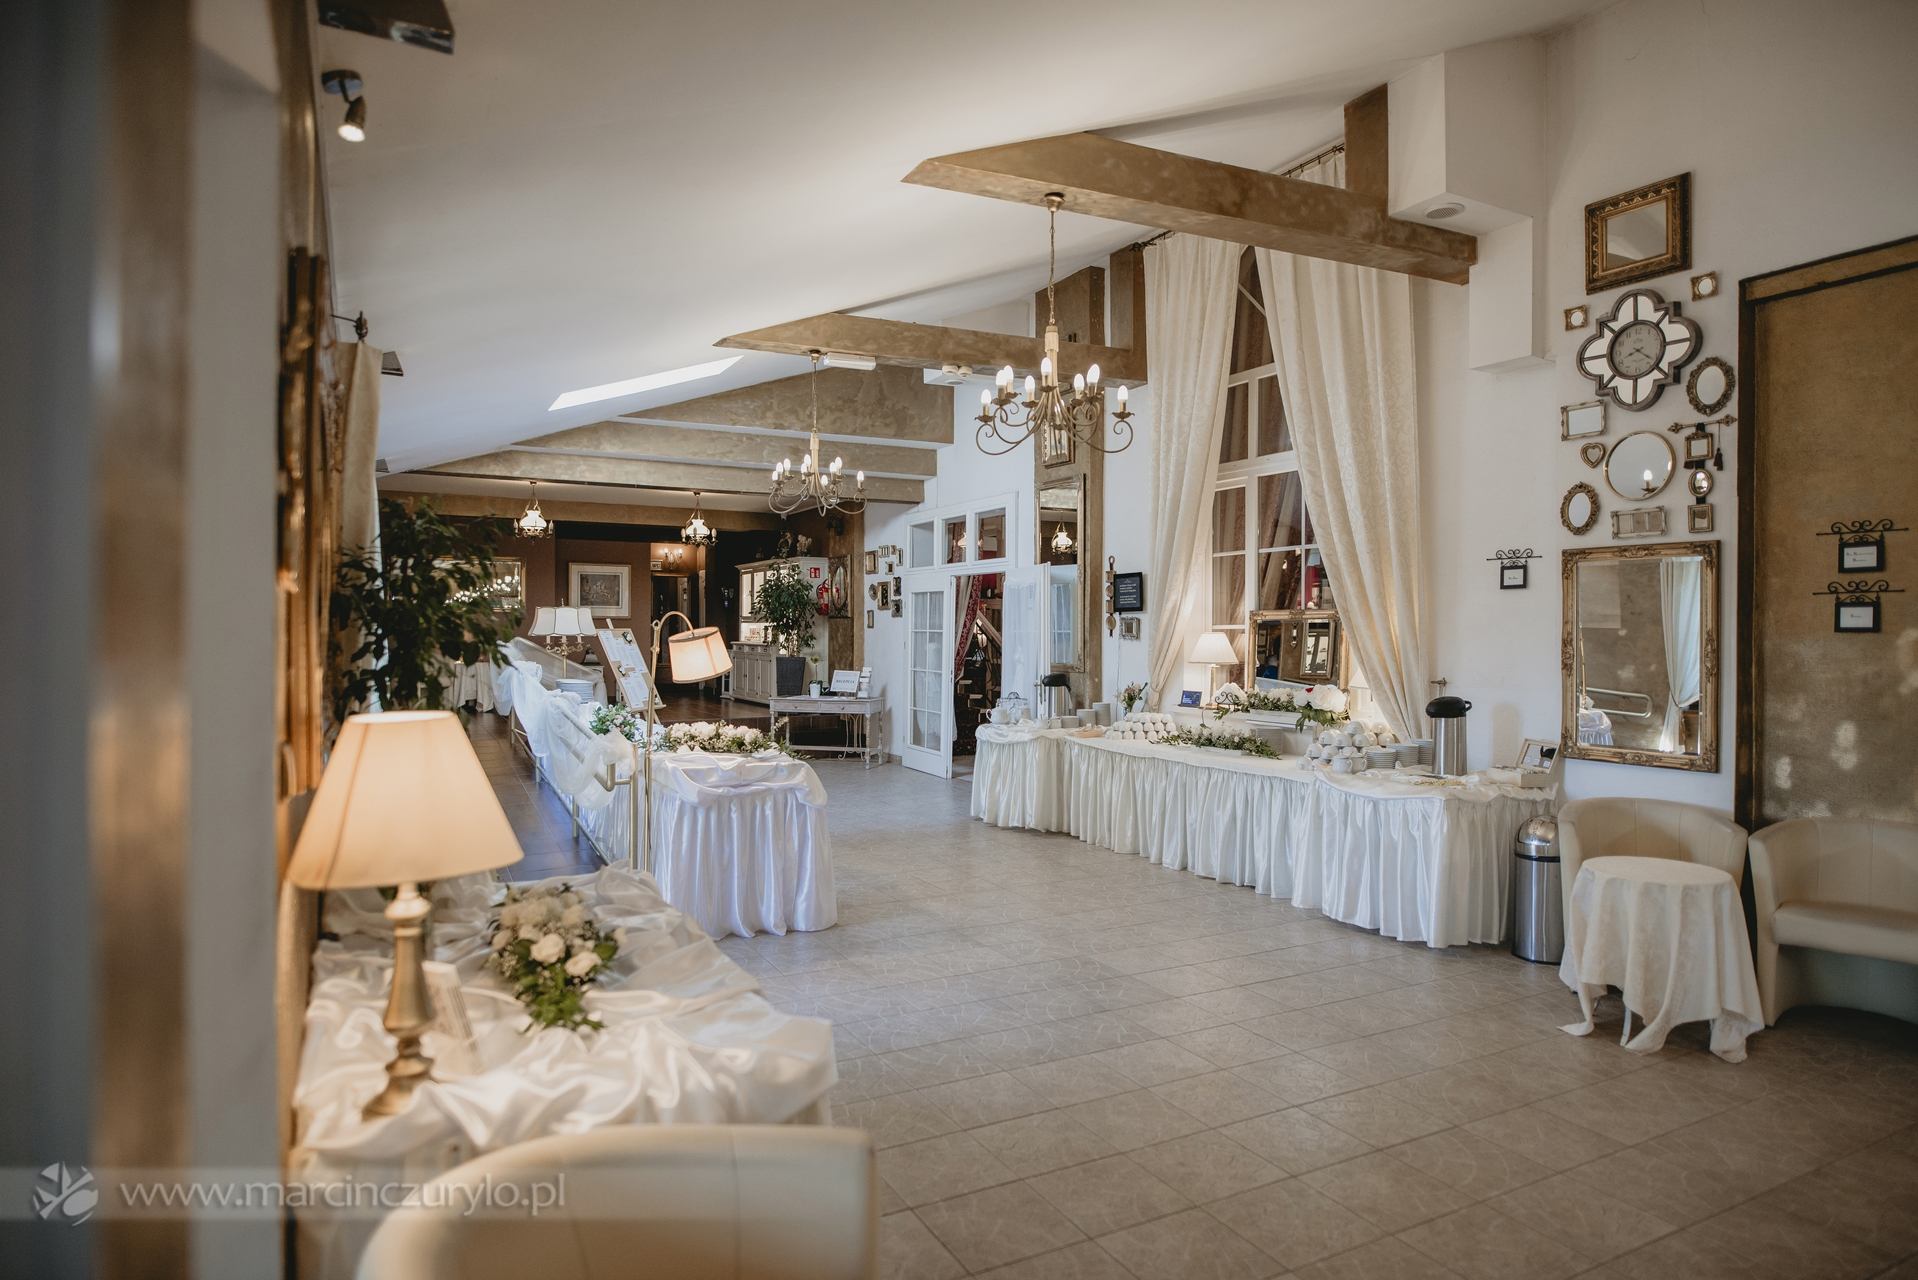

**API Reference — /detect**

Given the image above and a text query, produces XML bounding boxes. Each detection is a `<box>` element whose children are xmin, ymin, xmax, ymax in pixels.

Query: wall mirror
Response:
<box><xmin>1561</xmin><ymin>482</ymin><xmax>1599</xmax><ymax>535</ymax></box>
<box><xmin>1037</xmin><ymin>479</ymin><xmax>1082</xmax><ymax>675</ymax></box>
<box><xmin>1585</xmin><ymin>172</ymin><xmax>1691</xmax><ymax>292</ymax></box>
<box><xmin>1605</xmin><ymin>430</ymin><xmax>1676</xmax><ymax>501</ymax></box>
<box><xmin>1561</xmin><ymin>541</ymin><xmax>1718</xmax><ymax>771</ymax></box>
<box><xmin>1250</xmin><ymin>610</ymin><xmax>1346</xmax><ymax>686</ymax></box>
<box><xmin>1687</xmin><ymin>356</ymin><xmax>1735</xmax><ymax>415</ymax></box>
<box><xmin>1561</xmin><ymin>400</ymin><xmax>1606</xmax><ymax>440</ymax></box>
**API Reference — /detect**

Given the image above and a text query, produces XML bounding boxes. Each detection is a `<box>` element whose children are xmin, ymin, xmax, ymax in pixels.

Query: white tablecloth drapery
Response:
<box><xmin>644</xmin><ymin>752</ymin><xmax>835</xmax><ymax>939</ymax></box>
<box><xmin>972</xmin><ymin>725</ymin><xmax>1069</xmax><ymax>832</ymax></box>
<box><xmin>501</xmin><ymin>674</ymin><xmax>837</xmax><ymax>940</ymax></box>
<box><xmin>1559</xmin><ymin>855</ymin><xmax>1764</xmax><ymax>1061</ymax></box>
<box><xmin>292</xmin><ymin>867</ymin><xmax>835</xmax><ymax>1280</ymax></box>
<box><xmin>985</xmin><ymin>736</ymin><xmax>1547</xmax><ymax>948</ymax></box>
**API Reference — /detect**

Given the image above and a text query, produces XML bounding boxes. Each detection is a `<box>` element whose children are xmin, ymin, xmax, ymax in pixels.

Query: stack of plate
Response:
<box><xmin>1405</xmin><ymin>738</ymin><xmax>1435</xmax><ymax>767</ymax></box>
<box><xmin>1391</xmin><ymin>742</ymin><xmax>1421</xmax><ymax>768</ymax></box>
<box><xmin>1365</xmin><ymin>747</ymin><xmax>1398</xmax><ymax>770</ymax></box>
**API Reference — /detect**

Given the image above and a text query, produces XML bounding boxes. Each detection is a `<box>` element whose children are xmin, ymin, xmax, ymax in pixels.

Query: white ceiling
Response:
<box><xmin>321</xmin><ymin>0</ymin><xmax>1606</xmax><ymax>474</ymax></box>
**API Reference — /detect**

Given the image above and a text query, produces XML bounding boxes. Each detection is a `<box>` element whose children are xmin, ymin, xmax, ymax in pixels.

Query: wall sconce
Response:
<box><xmin>322</xmin><ymin>69</ymin><xmax>368</xmax><ymax>142</ymax></box>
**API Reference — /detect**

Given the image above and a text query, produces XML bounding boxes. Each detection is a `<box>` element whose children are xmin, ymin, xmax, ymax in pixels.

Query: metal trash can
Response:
<box><xmin>1511</xmin><ymin>817</ymin><xmax>1563</xmax><ymax>965</ymax></box>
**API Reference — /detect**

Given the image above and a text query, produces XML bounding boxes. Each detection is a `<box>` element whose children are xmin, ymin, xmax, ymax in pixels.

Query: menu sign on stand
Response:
<box><xmin>597</xmin><ymin>628</ymin><xmax>655</xmax><ymax>707</ymax></box>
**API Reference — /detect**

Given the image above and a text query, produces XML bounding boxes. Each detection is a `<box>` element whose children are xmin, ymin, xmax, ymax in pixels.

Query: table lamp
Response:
<box><xmin>1190</xmin><ymin>630</ymin><xmax>1239</xmax><ymax>705</ymax></box>
<box><xmin>636</xmin><ymin>614</ymin><xmax>732</xmax><ymax>872</ymax></box>
<box><xmin>285</xmin><ymin>711</ymin><xmax>524</xmax><ymax>1118</ymax></box>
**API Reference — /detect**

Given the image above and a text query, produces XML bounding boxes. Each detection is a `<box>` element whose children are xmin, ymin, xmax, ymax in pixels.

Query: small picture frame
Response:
<box><xmin>1839</xmin><ymin>536</ymin><xmax>1885</xmax><ymax>573</ymax></box>
<box><xmin>1516</xmin><ymin>738</ymin><xmax>1559</xmax><ymax>771</ymax></box>
<box><xmin>1499</xmin><ymin>563</ymin><xmax>1528</xmax><ymax>590</ymax></box>
<box><xmin>1835</xmin><ymin>599</ymin><xmax>1881</xmax><ymax>633</ymax></box>
<box><xmin>889</xmin><ymin>594</ymin><xmax>902</xmax><ymax>618</ymax></box>
<box><xmin>423</xmin><ymin>961</ymin><xmax>482</xmax><ymax>1077</ymax></box>
<box><xmin>1687</xmin><ymin>504</ymin><xmax>1714</xmax><ymax>534</ymax></box>
<box><xmin>866</xmin><ymin>608</ymin><xmax>875</xmax><ymax>629</ymax></box>
<box><xmin>1112</xmin><ymin>572</ymin><xmax>1146</xmax><ymax>614</ymax></box>
<box><xmin>1563</xmin><ymin>304</ymin><xmax>1589</xmax><ymax>331</ymax></box>
<box><xmin>1118</xmin><ymin>616</ymin><xmax>1141</xmax><ymax>640</ymax></box>
<box><xmin>829</xmin><ymin>669</ymin><xmax>861</xmax><ymax>694</ymax></box>
<box><xmin>1178</xmin><ymin>690</ymin><xmax>1202</xmax><ymax>708</ymax></box>
<box><xmin>874</xmin><ymin>580</ymin><xmax>891</xmax><ymax>610</ymax></box>
<box><xmin>1679</xmin><ymin>428</ymin><xmax>1713</xmax><ymax>463</ymax></box>
<box><xmin>864</xmin><ymin>550</ymin><xmax>879</xmax><ymax>574</ymax></box>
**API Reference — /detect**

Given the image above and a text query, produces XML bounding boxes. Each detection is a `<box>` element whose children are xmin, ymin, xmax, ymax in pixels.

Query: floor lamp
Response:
<box><xmin>285</xmin><ymin>711</ymin><xmax>524</xmax><ymax>1118</ymax></box>
<box><xmin>638</xmin><ymin>612</ymin><xmax>732</xmax><ymax>873</ymax></box>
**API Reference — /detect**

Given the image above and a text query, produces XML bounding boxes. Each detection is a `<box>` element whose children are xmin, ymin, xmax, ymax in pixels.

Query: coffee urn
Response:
<box><xmin>1426</xmin><ymin>695</ymin><xmax>1473</xmax><ymax>776</ymax></box>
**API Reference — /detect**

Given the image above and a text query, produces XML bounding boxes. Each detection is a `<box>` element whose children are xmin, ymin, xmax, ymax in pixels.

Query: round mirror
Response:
<box><xmin>1561</xmin><ymin>482</ymin><xmax>1600</xmax><ymax>535</ymax></box>
<box><xmin>1688</xmin><ymin>467</ymin><xmax>1714</xmax><ymax>499</ymax></box>
<box><xmin>1686</xmin><ymin>356</ymin><xmax>1734</xmax><ymax>415</ymax></box>
<box><xmin>1605</xmin><ymin>431</ymin><xmax>1676</xmax><ymax>501</ymax></box>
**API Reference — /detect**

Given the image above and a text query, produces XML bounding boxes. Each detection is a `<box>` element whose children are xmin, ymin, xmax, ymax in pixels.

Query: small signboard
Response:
<box><xmin>597</xmin><ymin>627</ymin><xmax>655</xmax><ymax>707</ymax></box>
<box><xmin>1112</xmin><ymin>572</ymin><xmax>1145</xmax><ymax>613</ymax></box>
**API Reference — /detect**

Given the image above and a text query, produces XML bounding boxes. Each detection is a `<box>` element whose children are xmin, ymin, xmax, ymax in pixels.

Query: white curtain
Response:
<box><xmin>1144</xmin><ymin>235</ymin><xmax>1241</xmax><ymax>708</ymax></box>
<box><xmin>1658</xmin><ymin>557</ymin><xmax>1702</xmax><ymax>751</ymax></box>
<box><xmin>1256</xmin><ymin>153</ymin><xmax>1428</xmax><ymax>737</ymax></box>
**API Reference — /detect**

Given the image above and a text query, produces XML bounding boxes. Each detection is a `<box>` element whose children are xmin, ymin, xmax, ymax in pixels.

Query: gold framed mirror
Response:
<box><xmin>1585</xmin><ymin>173</ymin><xmax>1691</xmax><ymax>293</ymax></box>
<box><xmin>1249</xmin><ymin>609</ymin><xmax>1347</xmax><ymax>687</ymax></box>
<box><xmin>1561</xmin><ymin>541</ymin><xmax>1718</xmax><ymax>771</ymax></box>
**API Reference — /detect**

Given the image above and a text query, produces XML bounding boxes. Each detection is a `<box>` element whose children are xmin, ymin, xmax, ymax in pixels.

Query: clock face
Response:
<box><xmin>1577</xmin><ymin>288</ymin><xmax>1700</xmax><ymax>410</ymax></box>
<box><xmin>1609</xmin><ymin>320</ymin><xmax>1665</xmax><ymax>377</ymax></box>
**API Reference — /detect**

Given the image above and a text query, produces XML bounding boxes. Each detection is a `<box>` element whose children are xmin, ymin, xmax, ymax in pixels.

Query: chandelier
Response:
<box><xmin>976</xmin><ymin>193</ymin><xmax>1134</xmax><ymax>462</ymax></box>
<box><xmin>515</xmin><ymin>482</ymin><xmax>553</xmax><ymax>539</ymax></box>
<box><xmin>769</xmin><ymin>351</ymin><xmax>866</xmax><ymax>517</ymax></box>
<box><xmin>680</xmin><ymin>491</ymin><xmax>718</xmax><ymax>546</ymax></box>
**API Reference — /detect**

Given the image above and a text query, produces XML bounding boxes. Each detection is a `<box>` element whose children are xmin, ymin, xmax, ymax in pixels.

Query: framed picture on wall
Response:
<box><xmin>570</xmin><ymin>562</ymin><xmax>631</xmax><ymax>617</ymax></box>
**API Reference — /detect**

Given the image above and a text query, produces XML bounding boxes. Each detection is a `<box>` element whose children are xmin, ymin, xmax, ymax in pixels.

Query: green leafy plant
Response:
<box><xmin>329</xmin><ymin>498</ymin><xmax>520</xmax><ymax>723</ymax></box>
<box><xmin>1210</xmin><ymin>683</ymin><xmax>1349</xmax><ymax>730</ymax></box>
<box><xmin>1166</xmin><ymin>725</ymin><xmax>1283</xmax><ymax>758</ymax></box>
<box><xmin>752</xmin><ymin>562</ymin><xmax>817</xmax><ymax>657</ymax></box>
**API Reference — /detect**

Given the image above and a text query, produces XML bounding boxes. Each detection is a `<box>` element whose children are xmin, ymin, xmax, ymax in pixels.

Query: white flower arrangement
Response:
<box><xmin>487</xmin><ymin>883</ymin><xmax>620</xmax><ymax>1031</ymax></box>
<box><xmin>587</xmin><ymin>705</ymin><xmax>794</xmax><ymax>757</ymax></box>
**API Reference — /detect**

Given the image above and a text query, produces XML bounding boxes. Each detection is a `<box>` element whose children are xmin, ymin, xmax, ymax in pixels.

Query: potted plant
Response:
<box><xmin>329</xmin><ymin>497</ymin><xmax>521</xmax><ymax>725</ymax></box>
<box><xmin>752</xmin><ymin>562</ymin><xmax>817</xmax><ymax>696</ymax></box>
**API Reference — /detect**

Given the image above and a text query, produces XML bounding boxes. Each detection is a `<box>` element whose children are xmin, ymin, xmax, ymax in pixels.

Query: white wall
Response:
<box><xmin>1418</xmin><ymin>0</ymin><xmax>1918</xmax><ymax>809</ymax></box>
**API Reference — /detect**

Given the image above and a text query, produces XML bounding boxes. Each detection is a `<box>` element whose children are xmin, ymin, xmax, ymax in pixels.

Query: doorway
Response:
<box><xmin>949</xmin><ymin>573</ymin><xmax>1005</xmax><ymax>776</ymax></box>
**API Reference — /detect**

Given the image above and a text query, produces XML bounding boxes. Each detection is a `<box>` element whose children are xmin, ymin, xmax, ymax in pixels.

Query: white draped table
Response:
<box><xmin>1559</xmin><ymin>855</ymin><xmax>1764</xmax><ymax>1061</ymax></box>
<box><xmin>499</xmin><ymin>666</ymin><xmax>837</xmax><ymax>939</ymax></box>
<box><xmin>291</xmin><ymin>867</ymin><xmax>836</xmax><ymax>1280</ymax></box>
<box><xmin>979</xmin><ymin>733</ymin><xmax>1548</xmax><ymax>948</ymax></box>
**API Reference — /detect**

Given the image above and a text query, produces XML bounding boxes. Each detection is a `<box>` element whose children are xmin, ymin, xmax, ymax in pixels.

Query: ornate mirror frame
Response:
<box><xmin>1561</xmin><ymin>541</ymin><xmax>1720</xmax><ymax>772</ymax></box>
<box><xmin>1585</xmin><ymin>172</ymin><xmax>1692</xmax><ymax>293</ymax></box>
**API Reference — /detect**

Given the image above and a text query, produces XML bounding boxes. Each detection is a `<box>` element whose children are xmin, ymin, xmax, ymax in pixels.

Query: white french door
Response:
<box><xmin>1000</xmin><ymin>565</ymin><xmax>1041</xmax><ymax>714</ymax></box>
<box><xmin>901</xmin><ymin>578</ymin><xmax>955</xmax><ymax>778</ymax></box>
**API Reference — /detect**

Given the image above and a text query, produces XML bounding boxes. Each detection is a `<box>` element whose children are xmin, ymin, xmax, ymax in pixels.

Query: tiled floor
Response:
<box><xmin>475</xmin><ymin>719</ymin><xmax>1918</xmax><ymax>1278</ymax></box>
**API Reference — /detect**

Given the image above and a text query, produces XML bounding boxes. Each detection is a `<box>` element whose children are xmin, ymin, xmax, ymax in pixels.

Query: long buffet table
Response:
<box><xmin>972</xmin><ymin>725</ymin><xmax>1549</xmax><ymax>948</ymax></box>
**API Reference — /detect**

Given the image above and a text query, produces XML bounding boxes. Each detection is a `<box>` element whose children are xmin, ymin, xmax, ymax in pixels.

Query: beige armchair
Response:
<box><xmin>1557</xmin><ymin>797</ymin><xmax>1750</xmax><ymax>925</ymax></box>
<box><xmin>357</xmin><ymin>1126</ymin><xmax>877</xmax><ymax>1280</ymax></box>
<box><xmin>1750</xmin><ymin>818</ymin><xmax>1918</xmax><ymax>1026</ymax></box>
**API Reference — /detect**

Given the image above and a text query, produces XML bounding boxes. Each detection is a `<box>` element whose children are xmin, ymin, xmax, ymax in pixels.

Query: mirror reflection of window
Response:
<box><xmin>1603</xmin><ymin>201</ymin><xmax>1669</xmax><ymax>269</ymax></box>
<box><xmin>1572</xmin><ymin>553</ymin><xmax>1704</xmax><ymax>756</ymax></box>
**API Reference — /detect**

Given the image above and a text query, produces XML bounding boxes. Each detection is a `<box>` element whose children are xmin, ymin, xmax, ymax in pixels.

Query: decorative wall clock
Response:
<box><xmin>1576</xmin><ymin>288</ymin><xmax>1700</xmax><ymax>411</ymax></box>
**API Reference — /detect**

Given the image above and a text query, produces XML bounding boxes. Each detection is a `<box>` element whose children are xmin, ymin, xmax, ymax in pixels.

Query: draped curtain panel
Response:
<box><xmin>1658</xmin><ymin>557</ymin><xmax>1702</xmax><ymax>751</ymax></box>
<box><xmin>1144</xmin><ymin>235</ymin><xmax>1241</xmax><ymax>708</ymax></box>
<box><xmin>1256</xmin><ymin>153</ymin><xmax>1429</xmax><ymax>737</ymax></box>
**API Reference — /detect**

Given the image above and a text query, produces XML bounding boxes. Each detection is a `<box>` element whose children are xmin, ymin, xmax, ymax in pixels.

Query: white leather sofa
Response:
<box><xmin>1556</xmin><ymin>797</ymin><xmax>1750</xmax><ymax>925</ymax></box>
<box><xmin>1750</xmin><ymin>817</ymin><xmax>1918</xmax><ymax>1026</ymax></box>
<box><xmin>357</xmin><ymin>1126</ymin><xmax>877</xmax><ymax>1280</ymax></box>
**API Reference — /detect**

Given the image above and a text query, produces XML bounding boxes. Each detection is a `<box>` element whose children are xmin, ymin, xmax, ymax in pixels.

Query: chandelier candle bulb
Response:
<box><xmin>1117</xmin><ymin>385</ymin><xmax>1128</xmax><ymax>407</ymax></box>
<box><xmin>1024</xmin><ymin>375</ymin><xmax>1036</xmax><ymax>399</ymax></box>
<box><xmin>1072</xmin><ymin>372</ymin><xmax>1085</xmax><ymax>393</ymax></box>
<box><xmin>855</xmin><ymin>470</ymin><xmax>864</xmax><ymax>487</ymax></box>
<box><xmin>1040</xmin><ymin>356</ymin><xmax>1053</xmax><ymax>379</ymax></box>
<box><xmin>1088</xmin><ymin>363</ymin><xmax>1100</xmax><ymax>386</ymax></box>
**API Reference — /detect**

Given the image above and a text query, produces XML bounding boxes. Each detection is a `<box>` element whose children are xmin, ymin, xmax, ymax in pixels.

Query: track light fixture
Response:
<box><xmin>321</xmin><ymin>70</ymin><xmax>368</xmax><ymax>142</ymax></box>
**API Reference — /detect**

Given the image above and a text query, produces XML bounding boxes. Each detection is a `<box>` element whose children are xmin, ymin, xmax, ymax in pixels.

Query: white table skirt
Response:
<box><xmin>1015</xmin><ymin>737</ymin><xmax>1548</xmax><ymax>948</ymax></box>
<box><xmin>506</xmin><ymin>670</ymin><xmax>838</xmax><ymax>940</ymax></box>
<box><xmin>1559</xmin><ymin>855</ymin><xmax>1764</xmax><ymax>1061</ymax></box>
<box><xmin>292</xmin><ymin>867</ymin><xmax>836</xmax><ymax>1280</ymax></box>
<box><xmin>972</xmin><ymin>726</ymin><xmax>1068</xmax><ymax>832</ymax></box>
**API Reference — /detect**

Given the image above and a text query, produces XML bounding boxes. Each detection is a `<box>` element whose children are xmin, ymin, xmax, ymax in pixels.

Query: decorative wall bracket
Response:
<box><xmin>1666</xmin><ymin>412</ymin><xmax>1736</xmax><ymax>473</ymax></box>
<box><xmin>1486</xmin><ymin>548</ymin><xmax>1539</xmax><ymax>590</ymax></box>
<box><xmin>1815</xmin><ymin>519</ymin><xmax>1907</xmax><ymax>574</ymax></box>
<box><xmin>1813</xmin><ymin>578</ymin><xmax>1903</xmax><ymax>633</ymax></box>
<box><xmin>1104</xmin><ymin>555</ymin><xmax>1117</xmax><ymax>635</ymax></box>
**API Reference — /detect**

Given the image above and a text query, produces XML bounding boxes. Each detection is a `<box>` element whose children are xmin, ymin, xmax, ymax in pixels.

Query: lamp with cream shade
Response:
<box><xmin>286</xmin><ymin>711</ymin><xmax>524</xmax><ymax>1118</ymax></box>
<box><xmin>632</xmin><ymin>614</ymin><xmax>733</xmax><ymax>872</ymax></box>
<box><xmin>531</xmin><ymin>603</ymin><xmax>592</xmax><ymax>656</ymax></box>
<box><xmin>1190</xmin><ymin>630</ymin><xmax>1239</xmax><ymax>705</ymax></box>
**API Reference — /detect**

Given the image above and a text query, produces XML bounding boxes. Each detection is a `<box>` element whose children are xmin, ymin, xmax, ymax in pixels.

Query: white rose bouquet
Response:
<box><xmin>487</xmin><ymin>883</ymin><xmax>621</xmax><ymax>1031</ymax></box>
<box><xmin>587</xmin><ymin>706</ymin><xmax>796</xmax><ymax>757</ymax></box>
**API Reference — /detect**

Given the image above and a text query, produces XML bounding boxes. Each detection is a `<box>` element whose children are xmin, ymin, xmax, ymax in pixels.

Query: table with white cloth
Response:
<box><xmin>499</xmin><ymin>668</ymin><xmax>838</xmax><ymax>939</ymax></box>
<box><xmin>291</xmin><ymin>866</ymin><xmax>836</xmax><ymax>1280</ymax></box>
<box><xmin>971</xmin><ymin>724</ymin><xmax>1069</xmax><ymax>831</ymax></box>
<box><xmin>1023</xmin><ymin>736</ymin><xmax>1550</xmax><ymax>948</ymax></box>
<box><xmin>1558</xmin><ymin>855</ymin><xmax>1764</xmax><ymax>1061</ymax></box>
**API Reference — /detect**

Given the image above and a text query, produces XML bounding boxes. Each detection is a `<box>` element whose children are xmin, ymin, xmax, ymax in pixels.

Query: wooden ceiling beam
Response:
<box><xmin>378</xmin><ymin>488</ymin><xmax>783</xmax><ymax>531</ymax></box>
<box><xmin>903</xmin><ymin>90</ymin><xmax>1477</xmax><ymax>285</ymax></box>
<box><xmin>717</xmin><ymin>309</ymin><xmax>1148</xmax><ymax>386</ymax></box>
<box><xmin>420</xmin><ymin>450</ymin><xmax>926</xmax><ymax>504</ymax></box>
<box><xmin>518</xmin><ymin>420</ymin><xmax>939</xmax><ymax>478</ymax></box>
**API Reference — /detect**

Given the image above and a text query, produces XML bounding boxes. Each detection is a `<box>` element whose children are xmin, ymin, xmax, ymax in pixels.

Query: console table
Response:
<box><xmin>768</xmin><ymin>695</ymin><xmax>885</xmax><ymax>769</ymax></box>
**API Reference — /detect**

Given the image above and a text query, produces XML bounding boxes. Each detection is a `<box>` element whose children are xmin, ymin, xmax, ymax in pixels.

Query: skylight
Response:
<box><xmin>547</xmin><ymin>355</ymin><xmax>742</xmax><ymax>411</ymax></box>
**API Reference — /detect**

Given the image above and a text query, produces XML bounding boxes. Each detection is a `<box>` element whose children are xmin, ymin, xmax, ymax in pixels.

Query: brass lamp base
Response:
<box><xmin>363</xmin><ymin>881</ymin><xmax>437</xmax><ymax>1120</ymax></box>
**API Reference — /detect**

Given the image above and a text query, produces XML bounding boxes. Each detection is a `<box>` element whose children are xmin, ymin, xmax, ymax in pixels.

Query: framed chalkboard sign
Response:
<box><xmin>1112</xmin><ymin>571</ymin><xmax>1145</xmax><ymax>613</ymax></box>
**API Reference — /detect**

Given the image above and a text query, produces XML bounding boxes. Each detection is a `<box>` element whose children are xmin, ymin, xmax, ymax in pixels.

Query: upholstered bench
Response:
<box><xmin>1750</xmin><ymin>818</ymin><xmax>1918</xmax><ymax>1025</ymax></box>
